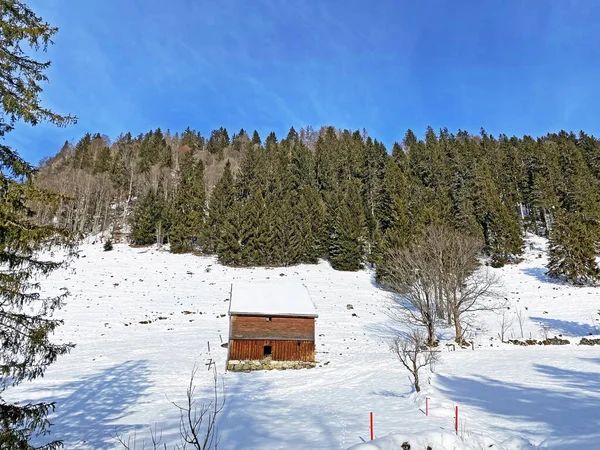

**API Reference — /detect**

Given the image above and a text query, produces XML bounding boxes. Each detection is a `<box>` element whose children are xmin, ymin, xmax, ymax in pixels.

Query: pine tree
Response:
<box><xmin>207</xmin><ymin>160</ymin><xmax>236</xmax><ymax>253</ymax></box>
<box><xmin>217</xmin><ymin>200</ymin><xmax>244</xmax><ymax>266</ymax></box>
<box><xmin>93</xmin><ymin>145</ymin><xmax>112</xmax><ymax>174</ymax></box>
<box><xmin>231</xmin><ymin>128</ymin><xmax>249</xmax><ymax>153</ymax></box>
<box><xmin>362</xmin><ymin>137</ymin><xmax>388</xmax><ymax>254</ymax></box>
<box><xmin>329</xmin><ymin>181</ymin><xmax>366</xmax><ymax>271</ymax></box>
<box><xmin>239</xmin><ymin>188</ymin><xmax>270</xmax><ymax>265</ymax></box>
<box><xmin>207</xmin><ymin>127</ymin><xmax>230</xmax><ymax>156</ymax></box>
<box><xmin>0</xmin><ymin>2</ymin><xmax>77</xmax><ymax>448</ymax></box>
<box><xmin>170</xmin><ymin>152</ymin><xmax>206</xmax><ymax>253</ymax></box>
<box><xmin>72</xmin><ymin>133</ymin><xmax>92</xmax><ymax>170</ymax></box>
<box><xmin>293</xmin><ymin>185</ymin><xmax>326</xmax><ymax>263</ymax></box>
<box><xmin>271</xmin><ymin>195</ymin><xmax>296</xmax><ymax>265</ymax></box>
<box><xmin>547</xmin><ymin>211</ymin><xmax>599</xmax><ymax>284</ymax></box>
<box><xmin>130</xmin><ymin>189</ymin><xmax>161</xmax><ymax>245</ymax></box>
<box><xmin>251</xmin><ymin>130</ymin><xmax>262</xmax><ymax>146</ymax></box>
<box><xmin>180</xmin><ymin>126</ymin><xmax>204</xmax><ymax>153</ymax></box>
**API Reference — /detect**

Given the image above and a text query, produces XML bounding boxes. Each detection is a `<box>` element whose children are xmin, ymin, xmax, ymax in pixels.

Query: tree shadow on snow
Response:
<box><xmin>370</xmin><ymin>389</ymin><xmax>407</xmax><ymax>398</ymax></box>
<box><xmin>521</xmin><ymin>266</ymin><xmax>562</xmax><ymax>285</ymax></box>
<box><xmin>27</xmin><ymin>360</ymin><xmax>152</xmax><ymax>449</ymax></box>
<box><xmin>219</xmin><ymin>373</ymin><xmax>339</xmax><ymax>450</ymax></box>
<box><xmin>435</xmin><ymin>363</ymin><xmax>600</xmax><ymax>448</ymax></box>
<box><xmin>530</xmin><ymin>316</ymin><xmax>598</xmax><ymax>337</ymax></box>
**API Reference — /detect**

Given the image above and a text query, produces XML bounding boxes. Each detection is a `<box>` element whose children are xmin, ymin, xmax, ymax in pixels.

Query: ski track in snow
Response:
<box><xmin>6</xmin><ymin>234</ymin><xmax>600</xmax><ymax>449</ymax></box>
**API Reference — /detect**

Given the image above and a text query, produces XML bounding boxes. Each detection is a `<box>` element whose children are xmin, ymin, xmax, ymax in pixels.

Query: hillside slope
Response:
<box><xmin>6</xmin><ymin>234</ymin><xmax>600</xmax><ymax>449</ymax></box>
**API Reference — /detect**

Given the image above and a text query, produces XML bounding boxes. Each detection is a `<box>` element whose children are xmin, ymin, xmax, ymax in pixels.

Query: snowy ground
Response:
<box><xmin>7</xmin><ymin>234</ymin><xmax>600</xmax><ymax>449</ymax></box>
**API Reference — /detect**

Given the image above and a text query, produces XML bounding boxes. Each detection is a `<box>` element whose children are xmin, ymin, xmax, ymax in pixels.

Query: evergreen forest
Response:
<box><xmin>35</xmin><ymin>126</ymin><xmax>600</xmax><ymax>284</ymax></box>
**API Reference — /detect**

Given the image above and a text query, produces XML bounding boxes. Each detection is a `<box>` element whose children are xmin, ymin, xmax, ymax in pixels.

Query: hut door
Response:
<box><xmin>263</xmin><ymin>345</ymin><xmax>272</xmax><ymax>359</ymax></box>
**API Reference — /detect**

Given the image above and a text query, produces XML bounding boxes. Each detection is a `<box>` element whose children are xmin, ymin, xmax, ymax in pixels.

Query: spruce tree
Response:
<box><xmin>239</xmin><ymin>188</ymin><xmax>270</xmax><ymax>265</ymax></box>
<box><xmin>547</xmin><ymin>211</ymin><xmax>599</xmax><ymax>284</ymax></box>
<box><xmin>207</xmin><ymin>127</ymin><xmax>230</xmax><ymax>156</ymax></box>
<box><xmin>378</xmin><ymin>158</ymin><xmax>412</xmax><ymax>249</ymax></box>
<box><xmin>217</xmin><ymin>200</ymin><xmax>245</xmax><ymax>266</ymax></box>
<box><xmin>170</xmin><ymin>152</ymin><xmax>206</xmax><ymax>253</ymax></box>
<box><xmin>251</xmin><ymin>130</ymin><xmax>262</xmax><ymax>146</ymax></box>
<box><xmin>180</xmin><ymin>126</ymin><xmax>204</xmax><ymax>153</ymax></box>
<box><xmin>329</xmin><ymin>180</ymin><xmax>366</xmax><ymax>271</ymax></box>
<box><xmin>93</xmin><ymin>145</ymin><xmax>112</xmax><ymax>174</ymax></box>
<box><xmin>130</xmin><ymin>189</ymin><xmax>161</xmax><ymax>245</ymax></box>
<box><xmin>293</xmin><ymin>185</ymin><xmax>326</xmax><ymax>263</ymax></box>
<box><xmin>72</xmin><ymin>133</ymin><xmax>92</xmax><ymax>170</ymax></box>
<box><xmin>0</xmin><ymin>2</ymin><xmax>77</xmax><ymax>448</ymax></box>
<box><xmin>362</xmin><ymin>137</ymin><xmax>388</xmax><ymax>256</ymax></box>
<box><xmin>207</xmin><ymin>160</ymin><xmax>236</xmax><ymax>253</ymax></box>
<box><xmin>271</xmin><ymin>195</ymin><xmax>296</xmax><ymax>265</ymax></box>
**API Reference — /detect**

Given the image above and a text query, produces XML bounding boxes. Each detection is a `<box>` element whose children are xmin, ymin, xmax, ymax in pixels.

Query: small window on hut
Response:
<box><xmin>264</xmin><ymin>345</ymin><xmax>272</xmax><ymax>357</ymax></box>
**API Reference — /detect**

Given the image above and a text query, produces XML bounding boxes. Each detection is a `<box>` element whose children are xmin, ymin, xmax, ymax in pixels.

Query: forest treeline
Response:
<box><xmin>35</xmin><ymin>125</ymin><xmax>600</xmax><ymax>283</ymax></box>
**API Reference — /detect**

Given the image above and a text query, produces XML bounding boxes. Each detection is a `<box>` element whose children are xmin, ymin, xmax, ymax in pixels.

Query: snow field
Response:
<box><xmin>7</xmin><ymin>234</ymin><xmax>600</xmax><ymax>449</ymax></box>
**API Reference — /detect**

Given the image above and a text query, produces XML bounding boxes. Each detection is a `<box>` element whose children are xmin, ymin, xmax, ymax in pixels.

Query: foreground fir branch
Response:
<box><xmin>0</xmin><ymin>0</ymin><xmax>77</xmax><ymax>447</ymax></box>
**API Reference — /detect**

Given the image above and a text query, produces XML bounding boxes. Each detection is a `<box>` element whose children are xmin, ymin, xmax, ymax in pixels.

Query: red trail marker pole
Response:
<box><xmin>370</xmin><ymin>412</ymin><xmax>374</xmax><ymax>440</ymax></box>
<box><xmin>426</xmin><ymin>397</ymin><xmax>429</xmax><ymax>416</ymax></box>
<box><xmin>455</xmin><ymin>406</ymin><xmax>458</xmax><ymax>434</ymax></box>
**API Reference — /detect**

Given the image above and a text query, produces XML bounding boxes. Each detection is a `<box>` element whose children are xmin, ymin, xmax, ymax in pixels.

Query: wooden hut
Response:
<box><xmin>226</xmin><ymin>282</ymin><xmax>318</xmax><ymax>371</ymax></box>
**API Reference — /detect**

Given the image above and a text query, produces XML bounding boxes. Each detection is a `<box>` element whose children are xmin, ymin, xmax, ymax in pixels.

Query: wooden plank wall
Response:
<box><xmin>229</xmin><ymin>339</ymin><xmax>315</xmax><ymax>362</ymax></box>
<box><xmin>230</xmin><ymin>315</ymin><xmax>314</xmax><ymax>340</ymax></box>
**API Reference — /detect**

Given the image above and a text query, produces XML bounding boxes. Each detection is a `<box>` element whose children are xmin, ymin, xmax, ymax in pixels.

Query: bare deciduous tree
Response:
<box><xmin>516</xmin><ymin>308</ymin><xmax>525</xmax><ymax>338</ymax></box>
<box><xmin>391</xmin><ymin>329</ymin><xmax>440</xmax><ymax>393</ymax></box>
<box><xmin>384</xmin><ymin>226</ymin><xmax>502</xmax><ymax>345</ymax></box>
<box><xmin>447</xmin><ymin>268</ymin><xmax>502</xmax><ymax>344</ymax></box>
<box><xmin>498</xmin><ymin>308</ymin><xmax>514</xmax><ymax>342</ymax></box>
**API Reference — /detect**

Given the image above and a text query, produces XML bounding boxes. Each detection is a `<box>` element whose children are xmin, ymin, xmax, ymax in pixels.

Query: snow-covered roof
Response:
<box><xmin>229</xmin><ymin>282</ymin><xmax>318</xmax><ymax>318</ymax></box>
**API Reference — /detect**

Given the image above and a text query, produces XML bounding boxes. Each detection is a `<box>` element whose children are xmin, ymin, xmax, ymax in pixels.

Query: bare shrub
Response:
<box><xmin>498</xmin><ymin>308</ymin><xmax>513</xmax><ymax>342</ymax></box>
<box><xmin>390</xmin><ymin>329</ymin><xmax>440</xmax><ymax>393</ymax></box>
<box><xmin>516</xmin><ymin>309</ymin><xmax>525</xmax><ymax>338</ymax></box>
<box><xmin>115</xmin><ymin>365</ymin><xmax>225</xmax><ymax>450</ymax></box>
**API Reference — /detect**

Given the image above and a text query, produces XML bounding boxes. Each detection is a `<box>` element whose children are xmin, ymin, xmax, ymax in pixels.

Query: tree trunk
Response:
<box><xmin>426</xmin><ymin>319</ymin><xmax>436</xmax><ymax>347</ymax></box>
<box><xmin>413</xmin><ymin>360</ymin><xmax>420</xmax><ymax>392</ymax></box>
<box><xmin>453</xmin><ymin>307</ymin><xmax>463</xmax><ymax>344</ymax></box>
<box><xmin>122</xmin><ymin>167</ymin><xmax>135</xmax><ymax>233</ymax></box>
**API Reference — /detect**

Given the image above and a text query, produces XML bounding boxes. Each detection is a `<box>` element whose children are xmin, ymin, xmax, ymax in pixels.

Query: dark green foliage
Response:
<box><xmin>251</xmin><ymin>130</ymin><xmax>261</xmax><ymax>146</ymax></box>
<box><xmin>170</xmin><ymin>152</ymin><xmax>206</xmax><ymax>253</ymax></box>
<box><xmin>72</xmin><ymin>133</ymin><xmax>92</xmax><ymax>170</ymax></box>
<box><xmin>329</xmin><ymin>181</ymin><xmax>367</xmax><ymax>271</ymax></box>
<box><xmin>0</xmin><ymin>2</ymin><xmax>77</xmax><ymax>448</ymax></box>
<box><xmin>207</xmin><ymin>127</ymin><xmax>230</xmax><ymax>156</ymax></box>
<box><xmin>138</xmin><ymin>129</ymin><xmax>171</xmax><ymax>171</ymax></box>
<box><xmin>547</xmin><ymin>211</ymin><xmax>599</xmax><ymax>284</ymax></box>
<box><xmin>28</xmin><ymin>98</ymin><xmax>600</xmax><ymax>281</ymax></box>
<box><xmin>208</xmin><ymin>160</ymin><xmax>236</xmax><ymax>253</ymax></box>
<box><xmin>231</xmin><ymin>129</ymin><xmax>249</xmax><ymax>153</ymax></box>
<box><xmin>103</xmin><ymin>239</ymin><xmax>113</xmax><ymax>251</ymax></box>
<box><xmin>180</xmin><ymin>127</ymin><xmax>204</xmax><ymax>153</ymax></box>
<box><xmin>294</xmin><ymin>185</ymin><xmax>326</xmax><ymax>263</ymax></box>
<box><xmin>216</xmin><ymin>201</ymin><xmax>245</xmax><ymax>266</ymax></box>
<box><xmin>93</xmin><ymin>146</ymin><xmax>111</xmax><ymax>174</ymax></box>
<box><xmin>130</xmin><ymin>189</ymin><xmax>165</xmax><ymax>245</ymax></box>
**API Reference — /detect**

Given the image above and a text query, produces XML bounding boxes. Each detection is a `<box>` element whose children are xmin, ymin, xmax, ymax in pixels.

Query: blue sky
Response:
<box><xmin>9</xmin><ymin>0</ymin><xmax>600</xmax><ymax>164</ymax></box>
